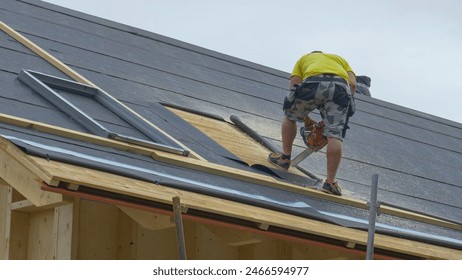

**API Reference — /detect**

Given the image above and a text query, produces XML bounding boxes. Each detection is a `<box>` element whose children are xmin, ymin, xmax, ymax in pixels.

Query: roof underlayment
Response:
<box><xmin>0</xmin><ymin>0</ymin><xmax>461</xmax><ymax>257</ymax></box>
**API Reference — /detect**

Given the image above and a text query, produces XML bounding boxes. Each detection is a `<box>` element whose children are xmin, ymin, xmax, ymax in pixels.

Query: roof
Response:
<box><xmin>1</xmin><ymin>0</ymin><xmax>461</xmax><ymax>259</ymax></box>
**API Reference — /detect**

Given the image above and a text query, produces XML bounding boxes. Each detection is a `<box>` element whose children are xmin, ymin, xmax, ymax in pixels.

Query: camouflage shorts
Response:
<box><xmin>284</xmin><ymin>79</ymin><xmax>351</xmax><ymax>140</ymax></box>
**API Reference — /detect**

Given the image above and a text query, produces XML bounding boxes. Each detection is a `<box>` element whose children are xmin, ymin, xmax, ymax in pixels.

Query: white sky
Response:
<box><xmin>43</xmin><ymin>0</ymin><xmax>462</xmax><ymax>124</ymax></box>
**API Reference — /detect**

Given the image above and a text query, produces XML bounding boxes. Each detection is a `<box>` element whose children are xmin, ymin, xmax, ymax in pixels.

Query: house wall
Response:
<box><xmin>0</xmin><ymin>186</ymin><xmax>73</xmax><ymax>259</ymax></box>
<box><xmin>0</xmin><ymin>186</ymin><xmax>363</xmax><ymax>260</ymax></box>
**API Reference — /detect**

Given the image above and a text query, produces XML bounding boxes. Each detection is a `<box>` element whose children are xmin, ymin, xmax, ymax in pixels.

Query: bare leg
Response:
<box><xmin>326</xmin><ymin>137</ymin><xmax>342</xmax><ymax>182</ymax></box>
<box><xmin>281</xmin><ymin>116</ymin><xmax>297</xmax><ymax>156</ymax></box>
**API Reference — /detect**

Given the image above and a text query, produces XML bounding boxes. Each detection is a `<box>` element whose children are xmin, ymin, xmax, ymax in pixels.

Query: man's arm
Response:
<box><xmin>347</xmin><ymin>71</ymin><xmax>356</xmax><ymax>96</ymax></box>
<box><xmin>290</xmin><ymin>75</ymin><xmax>302</xmax><ymax>89</ymax></box>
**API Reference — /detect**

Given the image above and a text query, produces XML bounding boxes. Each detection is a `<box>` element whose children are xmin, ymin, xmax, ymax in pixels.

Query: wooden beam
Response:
<box><xmin>27</xmin><ymin>209</ymin><xmax>55</xmax><ymax>259</ymax></box>
<box><xmin>52</xmin><ymin>204</ymin><xmax>73</xmax><ymax>260</ymax></box>
<box><xmin>11</xmin><ymin>200</ymin><xmax>35</xmax><ymax>212</ymax></box>
<box><xmin>11</xmin><ymin>197</ymin><xmax>72</xmax><ymax>213</ymax></box>
<box><xmin>70</xmin><ymin>198</ymin><xmax>80</xmax><ymax>260</ymax></box>
<box><xmin>0</xmin><ymin>186</ymin><xmax>12</xmax><ymax>260</ymax></box>
<box><xmin>0</xmin><ymin>113</ymin><xmax>156</xmax><ymax>157</ymax></box>
<box><xmin>118</xmin><ymin>205</ymin><xmax>174</xmax><ymax>231</ymax></box>
<box><xmin>0</xmin><ymin>137</ymin><xmax>62</xmax><ymax>208</ymax></box>
<box><xmin>9</xmin><ymin>211</ymin><xmax>29</xmax><ymax>259</ymax></box>
<box><xmin>0</xmin><ymin>21</ymin><xmax>95</xmax><ymax>87</ymax></box>
<box><xmin>77</xmin><ymin>200</ymin><xmax>119</xmax><ymax>259</ymax></box>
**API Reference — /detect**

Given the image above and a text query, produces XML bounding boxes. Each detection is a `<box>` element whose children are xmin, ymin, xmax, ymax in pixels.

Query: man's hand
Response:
<box><xmin>347</xmin><ymin>71</ymin><xmax>356</xmax><ymax>96</ymax></box>
<box><xmin>290</xmin><ymin>75</ymin><xmax>302</xmax><ymax>90</ymax></box>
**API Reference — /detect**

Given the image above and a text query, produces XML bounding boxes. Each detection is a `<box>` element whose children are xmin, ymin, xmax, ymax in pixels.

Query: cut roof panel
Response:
<box><xmin>164</xmin><ymin>105</ymin><xmax>320</xmax><ymax>187</ymax></box>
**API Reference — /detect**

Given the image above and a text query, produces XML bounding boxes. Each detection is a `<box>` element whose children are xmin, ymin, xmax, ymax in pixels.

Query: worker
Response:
<box><xmin>268</xmin><ymin>51</ymin><xmax>356</xmax><ymax>196</ymax></box>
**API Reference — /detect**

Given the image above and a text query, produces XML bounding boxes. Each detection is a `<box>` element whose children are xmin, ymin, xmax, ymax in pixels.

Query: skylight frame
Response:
<box><xmin>18</xmin><ymin>69</ymin><xmax>188</xmax><ymax>156</ymax></box>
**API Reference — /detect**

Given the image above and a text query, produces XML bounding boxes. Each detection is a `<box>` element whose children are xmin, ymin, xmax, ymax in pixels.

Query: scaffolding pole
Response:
<box><xmin>172</xmin><ymin>196</ymin><xmax>187</xmax><ymax>260</ymax></box>
<box><xmin>366</xmin><ymin>174</ymin><xmax>379</xmax><ymax>260</ymax></box>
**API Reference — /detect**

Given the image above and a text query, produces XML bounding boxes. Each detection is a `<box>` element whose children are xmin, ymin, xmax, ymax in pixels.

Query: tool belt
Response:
<box><xmin>304</xmin><ymin>74</ymin><xmax>348</xmax><ymax>85</ymax></box>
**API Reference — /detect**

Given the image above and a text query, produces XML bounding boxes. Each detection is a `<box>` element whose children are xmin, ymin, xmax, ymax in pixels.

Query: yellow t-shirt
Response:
<box><xmin>291</xmin><ymin>53</ymin><xmax>353</xmax><ymax>82</ymax></box>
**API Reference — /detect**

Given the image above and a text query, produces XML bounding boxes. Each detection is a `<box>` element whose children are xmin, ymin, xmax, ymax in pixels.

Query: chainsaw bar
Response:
<box><xmin>291</xmin><ymin>148</ymin><xmax>315</xmax><ymax>166</ymax></box>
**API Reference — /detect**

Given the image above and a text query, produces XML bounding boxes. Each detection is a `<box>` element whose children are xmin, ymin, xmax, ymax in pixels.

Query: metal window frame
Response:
<box><xmin>18</xmin><ymin>69</ymin><xmax>188</xmax><ymax>156</ymax></box>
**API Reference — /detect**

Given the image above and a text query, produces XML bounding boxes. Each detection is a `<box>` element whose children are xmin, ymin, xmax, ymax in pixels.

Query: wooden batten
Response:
<box><xmin>0</xmin><ymin>113</ymin><xmax>156</xmax><ymax>157</ymax></box>
<box><xmin>0</xmin><ymin>21</ymin><xmax>94</xmax><ymax>87</ymax></box>
<box><xmin>11</xmin><ymin>200</ymin><xmax>37</xmax><ymax>213</ymax></box>
<box><xmin>52</xmin><ymin>204</ymin><xmax>74</xmax><ymax>259</ymax></box>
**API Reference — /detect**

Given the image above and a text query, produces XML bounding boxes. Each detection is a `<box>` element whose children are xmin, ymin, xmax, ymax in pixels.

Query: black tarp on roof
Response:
<box><xmin>0</xmin><ymin>0</ymin><xmax>461</xmax><ymax>248</ymax></box>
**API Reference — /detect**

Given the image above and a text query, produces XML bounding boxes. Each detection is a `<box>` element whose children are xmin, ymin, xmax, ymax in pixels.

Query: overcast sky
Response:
<box><xmin>43</xmin><ymin>0</ymin><xmax>462</xmax><ymax>124</ymax></box>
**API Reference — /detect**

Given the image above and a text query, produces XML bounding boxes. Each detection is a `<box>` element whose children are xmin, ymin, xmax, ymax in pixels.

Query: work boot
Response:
<box><xmin>268</xmin><ymin>152</ymin><xmax>291</xmax><ymax>170</ymax></box>
<box><xmin>321</xmin><ymin>181</ymin><xmax>342</xmax><ymax>196</ymax></box>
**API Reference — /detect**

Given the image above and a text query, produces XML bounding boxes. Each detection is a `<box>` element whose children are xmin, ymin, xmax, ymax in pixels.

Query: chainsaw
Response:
<box><xmin>290</xmin><ymin>117</ymin><xmax>327</xmax><ymax>166</ymax></box>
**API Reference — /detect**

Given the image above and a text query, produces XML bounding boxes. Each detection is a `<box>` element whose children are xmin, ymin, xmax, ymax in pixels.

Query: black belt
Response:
<box><xmin>304</xmin><ymin>74</ymin><xmax>347</xmax><ymax>85</ymax></box>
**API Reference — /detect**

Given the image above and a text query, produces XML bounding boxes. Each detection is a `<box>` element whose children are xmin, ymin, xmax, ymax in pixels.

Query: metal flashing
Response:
<box><xmin>18</xmin><ymin>69</ymin><xmax>188</xmax><ymax>156</ymax></box>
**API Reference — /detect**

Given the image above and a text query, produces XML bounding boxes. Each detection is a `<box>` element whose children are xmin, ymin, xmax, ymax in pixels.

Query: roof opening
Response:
<box><xmin>164</xmin><ymin>104</ymin><xmax>320</xmax><ymax>187</ymax></box>
<box><xmin>17</xmin><ymin>69</ymin><xmax>188</xmax><ymax>156</ymax></box>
